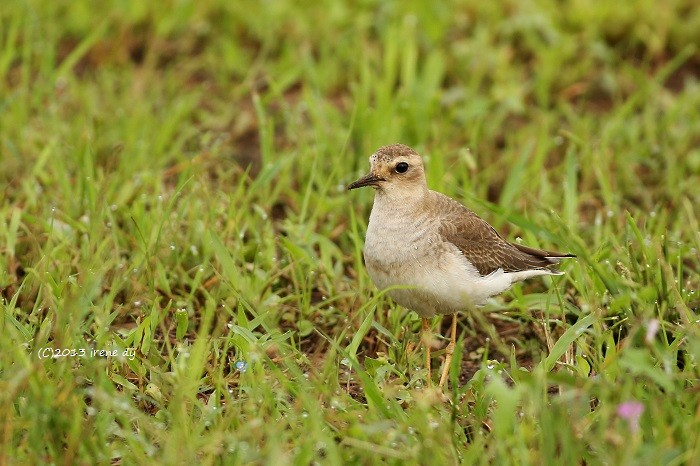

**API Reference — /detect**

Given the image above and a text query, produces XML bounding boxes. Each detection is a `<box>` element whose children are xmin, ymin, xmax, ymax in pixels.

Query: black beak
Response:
<box><xmin>347</xmin><ymin>173</ymin><xmax>385</xmax><ymax>190</ymax></box>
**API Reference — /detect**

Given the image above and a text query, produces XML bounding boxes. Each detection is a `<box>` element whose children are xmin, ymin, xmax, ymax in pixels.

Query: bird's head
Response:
<box><xmin>347</xmin><ymin>144</ymin><xmax>427</xmax><ymax>197</ymax></box>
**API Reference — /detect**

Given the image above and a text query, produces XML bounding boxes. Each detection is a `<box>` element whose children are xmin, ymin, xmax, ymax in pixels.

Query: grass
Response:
<box><xmin>1</xmin><ymin>0</ymin><xmax>699</xmax><ymax>464</ymax></box>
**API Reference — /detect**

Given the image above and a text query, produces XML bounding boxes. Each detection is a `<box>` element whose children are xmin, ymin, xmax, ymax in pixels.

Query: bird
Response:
<box><xmin>348</xmin><ymin>143</ymin><xmax>575</xmax><ymax>388</ymax></box>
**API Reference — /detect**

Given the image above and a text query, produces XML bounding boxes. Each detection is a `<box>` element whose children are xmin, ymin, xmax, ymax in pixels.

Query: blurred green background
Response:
<box><xmin>1</xmin><ymin>0</ymin><xmax>699</xmax><ymax>464</ymax></box>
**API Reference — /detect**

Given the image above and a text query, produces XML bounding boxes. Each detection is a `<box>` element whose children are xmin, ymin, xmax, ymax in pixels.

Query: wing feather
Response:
<box><xmin>433</xmin><ymin>192</ymin><xmax>574</xmax><ymax>276</ymax></box>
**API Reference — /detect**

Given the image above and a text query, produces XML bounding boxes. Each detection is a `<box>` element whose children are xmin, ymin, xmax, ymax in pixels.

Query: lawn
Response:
<box><xmin>1</xmin><ymin>0</ymin><xmax>699</xmax><ymax>464</ymax></box>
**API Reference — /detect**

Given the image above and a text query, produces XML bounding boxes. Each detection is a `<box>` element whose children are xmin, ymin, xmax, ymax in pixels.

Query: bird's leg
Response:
<box><xmin>439</xmin><ymin>314</ymin><xmax>458</xmax><ymax>388</ymax></box>
<box><xmin>422</xmin><ymin>317</ymin><xmax>431</xmax><ymax>385</ymax></box>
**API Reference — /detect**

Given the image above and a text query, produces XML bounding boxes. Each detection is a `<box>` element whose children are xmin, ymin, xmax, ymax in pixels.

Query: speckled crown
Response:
<box><xmin>372</xmin><ymin>144</ymin><xmax>419</xmax><ymax>163</ymax></box>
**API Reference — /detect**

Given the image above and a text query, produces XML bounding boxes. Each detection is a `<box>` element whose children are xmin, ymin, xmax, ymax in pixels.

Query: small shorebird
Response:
<box><xmin>348</xmin><ymin>144</ymin><xmax>574</xmax><ymax>387</ymax></box>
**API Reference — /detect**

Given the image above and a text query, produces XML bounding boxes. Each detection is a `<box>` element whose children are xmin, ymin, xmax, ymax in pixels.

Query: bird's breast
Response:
<box><xmin>361</xmin><ymin>203</ymin><xmax>519</xmax><ymax>316</ymax></box>
<box><xmin>363</xmin><ymin>209</ymin><xmax>436</xmax><ymax>272</ymax></box>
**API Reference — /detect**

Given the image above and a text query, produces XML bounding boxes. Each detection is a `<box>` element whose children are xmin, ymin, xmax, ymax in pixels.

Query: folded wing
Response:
<box><xmin>435</xmin><ymin>193</ymin><xmax>575</xmax><ymax>276</ymax></box>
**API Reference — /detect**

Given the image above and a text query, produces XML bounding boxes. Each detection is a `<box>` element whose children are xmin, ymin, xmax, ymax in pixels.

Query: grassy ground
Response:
<box><xmin>1</xmin><ymin>0</ymin><xmax>699</xmax><ymax>464</ymax></box>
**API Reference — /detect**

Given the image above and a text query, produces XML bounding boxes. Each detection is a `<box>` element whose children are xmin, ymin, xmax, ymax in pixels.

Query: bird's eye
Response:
<box><xmin>395</xmin><ymin>162</ymin><xmax>409</xmax><ymax>173</ymax></box>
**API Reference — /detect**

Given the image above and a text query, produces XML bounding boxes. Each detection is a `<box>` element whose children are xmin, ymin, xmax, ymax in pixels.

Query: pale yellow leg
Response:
<box><xmin>422</xmin><ymin>317</ymin><xmax>431</xmax><ymax>385</ymax></box>
<box><xmin>439</xmin><ymin>314</ymin><xmax>458</xmax><ymax>388</ymax></box>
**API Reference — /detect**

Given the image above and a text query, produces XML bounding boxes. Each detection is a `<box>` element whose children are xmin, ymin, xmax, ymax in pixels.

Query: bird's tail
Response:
<box><xmin>513</xmin><ymin>243</ymin><xmax>576</xmax><ymax>274</ymax></box>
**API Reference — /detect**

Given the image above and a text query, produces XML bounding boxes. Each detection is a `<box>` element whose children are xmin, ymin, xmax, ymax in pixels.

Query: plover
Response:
<box><xmin>348</xmin><ymin>144</ymin><xmax>575</xmax><ymax>387</ymax></box>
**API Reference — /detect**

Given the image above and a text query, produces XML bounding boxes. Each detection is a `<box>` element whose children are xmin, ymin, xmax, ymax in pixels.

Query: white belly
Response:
<box><xmin>363</xmin><ymin>218</ymin><xmax>522</xmax><ymax>317</ymax></box>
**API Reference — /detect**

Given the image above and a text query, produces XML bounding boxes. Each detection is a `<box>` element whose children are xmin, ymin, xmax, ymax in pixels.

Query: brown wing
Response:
<box><xmin>433</xmin><ymin>192</ymin><xmax>574</xmax><ymax>276</ymax></box>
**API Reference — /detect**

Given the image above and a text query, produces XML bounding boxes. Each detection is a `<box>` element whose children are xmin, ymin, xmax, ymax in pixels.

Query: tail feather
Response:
<box><xmin>513</xmin><ymin>243</ymin><xmax>576</xmax><ymax>263</ymax></box>
<box><xmin>511</xmin><ymin>243</ymin><xmax>575</xmax><ymax>275</ymax></box>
